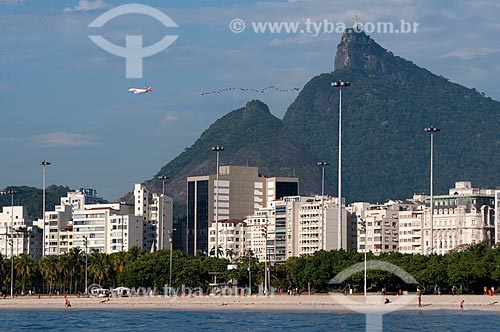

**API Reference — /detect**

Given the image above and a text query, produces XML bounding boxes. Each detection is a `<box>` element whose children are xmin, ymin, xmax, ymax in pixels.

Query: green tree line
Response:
<box><xmin>1</xmin><ymin>242</ymin><xmax>499</xmax><ymax>296</ymax></box>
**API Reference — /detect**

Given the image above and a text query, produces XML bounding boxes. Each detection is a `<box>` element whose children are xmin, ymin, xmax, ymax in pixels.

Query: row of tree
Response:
<box><xmin>1</xmin><ymin>242</ymin><xmax>499</xmax><ymax>295</ymax></box>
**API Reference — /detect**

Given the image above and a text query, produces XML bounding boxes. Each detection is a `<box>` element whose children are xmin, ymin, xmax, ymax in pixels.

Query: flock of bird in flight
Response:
<box><xmin>201</xmin><ymin>85</ymin><xmax>301</xmax><ymax>96</ymax></box>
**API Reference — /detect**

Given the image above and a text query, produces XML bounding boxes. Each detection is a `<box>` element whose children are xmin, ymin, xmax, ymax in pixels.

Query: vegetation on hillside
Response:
<box><xmin>283</xmin><ymin>31</ymin><xmax>500</xmax><ymax>203</ymax></box>
<box><xmin>146</xmin><ymin>100</ymin><xmax>321</xmax><ymax>203</ymax></box>
<box><xmin>0</xmin><ymin>185</ymin><xmax>71</xmax><ymax>220</ymax></box>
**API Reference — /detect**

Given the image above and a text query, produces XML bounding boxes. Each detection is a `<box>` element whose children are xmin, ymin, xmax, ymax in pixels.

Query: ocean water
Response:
<box><xmin>0</xmin><ymin>309</ymin><xmax>499</xmax><ymax>331</ymax></box>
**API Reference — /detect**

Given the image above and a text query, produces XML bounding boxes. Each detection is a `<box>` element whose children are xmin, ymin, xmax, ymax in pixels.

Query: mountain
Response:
<box><xmin>142</xmin><ymin>29</ymin><xmax>499</xmax><ymax>206</ymax></box>
<box><xmin>142</xmin><ymin>100</ymin><xmax>320</xmax><ymax>203</ymax></box>
<box><xmin>283</xmin><ymin>28</ymin><xmax>500</xmax><ymax>202</ymax></box>
<box><xmin>0</xmin><ymin>185</ymin><xmax>71</xmax><ymax>220</ymax></box>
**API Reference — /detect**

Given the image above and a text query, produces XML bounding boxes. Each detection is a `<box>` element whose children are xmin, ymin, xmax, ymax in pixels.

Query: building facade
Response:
<box><xmin>355</xmin><ymin>202</ymin><xmax>400</xmax><ymax>255</ymax></box>
<box><xmin>422</xmin><ymin>181</ymin><xmax>495</xmax><ymax>255</ymax></box>
<box><xmin>186</xmin><ymin>166</ymin><xmax>298</xmax><ymax>255</ymax></box>
<box><xmin>0</xmin><ymin>206</ymin><xmax>43</xmax><ymax>260</ymax></box>
<box><xmin>208</xmin><ymin>219</ymin><xmax>246</xmax><ymax>259</ymax></box>
<box><xmin>296</xmin><ymin>196</ymin><xmax>349</xmax><ymax>256</ymax></box>
<box><xmin>134</xmin><ymin>184</ymin><xmax>173</xmax><ymax>251</ymax></box>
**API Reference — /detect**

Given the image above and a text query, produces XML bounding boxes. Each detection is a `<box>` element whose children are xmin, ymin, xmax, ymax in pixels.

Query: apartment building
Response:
<box><xmin>422</xmin><ymin>181</ymin><xmax>495</xmax><ymax>255</ymax></box>
<box><xmin>186</xmin><ymin>166</ymin><xmax>298</xmax><ymax>255</ymax></box>
<box><xmin>208</xmin><ymin>219</ymin><xmax>246</xmax><ymax>259</ymax></box>
<box><xmin>72</xmin><ymin>203</ymin><xmax>148</xmax><ymax>254</ymax></box>
<box><xmin>134</xmin><ymin>184</ymin><xmax>173</xmax><ymax>250</ymax></box>
<box><xmin>355</xmin><ymin>202</ymin><xmax>400</xmax><ymax>255</ymax></box>
<box><xmin>245</xmin><ymin>207</ymin><xmax>276</xmax><ymax>263</ymax></box>
<box><xmin>0</xmin><ymin>206</ymin><xmax>43</xmax><ymax>260</ymax></box>
<box><xmin>296</xmin><ymin>196</ymin><xmax>349</xmax><ymax>256</ymax></box>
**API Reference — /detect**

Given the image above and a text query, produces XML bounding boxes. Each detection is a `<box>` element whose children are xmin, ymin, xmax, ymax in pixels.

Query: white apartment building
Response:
<box><xmin>134</xmin><ymin>184</ymin><xmax>173</xmax><ymax>250</ymax></box>
<box><xmin>284</xmin><ymin>196</ymin><xmax>305</xmax><ymax>258</ymax></box>
<box><xmin>72</xmin><ymin>203</ymin><xmax>147</xmax><ymax>254</ymax></box>
<box><xmin>245</xmin><ymin>207</ymin><xmax>276</xmax><ymax>263</ymax></box>
<box><xmin>240</xmin><ymin>195</ymin><xmax>351</xmax><ymax>261</ymax></box>
<box><xmin>356</xmin><ymin>202</ymin><xmax>400</xmax><ymax>255</ymax></box>
<box><xmin>398</xmin><ymin>210</ymin><xmax>424</xmax><ymax>254</ymax></box>
<box><xmin>208</xmin><ymin>219</ymin><xmax>246</xmax><ymax>259</ymax></box>
<box><xmin>35</xmin><ymin>188</ymin><xmax>103</xmax><ymax>256</ymax></box>
<box><xmin>40</xmin><ymin>205</ymin><xmax>72</xmax><ymax>256</ymax></box>
<box><xmin>0</xmin><ymin>206</ymin><xmax>43</xmax><ymax>260</ymax></box>
<box><xmin>296</xmin><ymin>196</ymin><xmax>348</xmax><ymax>256</ymax></box>
<box><xmin>422</xmin><ymin>181</ymin><xmax>495</xmax><ymax>255</ymax></box>
<box><xmin>34</xmin><ymin>184</ymin><xmax>171</xmax><ymax>256</ymax></box>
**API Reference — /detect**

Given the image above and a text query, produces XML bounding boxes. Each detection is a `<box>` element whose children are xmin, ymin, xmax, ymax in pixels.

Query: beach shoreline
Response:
<box><xmin>1</xmin><ymin>294</ymin><xmax>499</xmax><ymax>312</ymax></box>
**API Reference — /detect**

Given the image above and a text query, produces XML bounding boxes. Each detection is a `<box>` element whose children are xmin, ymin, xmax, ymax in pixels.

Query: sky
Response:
<box><xmin>1</xmin><ymin>0</ymin><xmax>500</xmax><ymax>201</ymax></box>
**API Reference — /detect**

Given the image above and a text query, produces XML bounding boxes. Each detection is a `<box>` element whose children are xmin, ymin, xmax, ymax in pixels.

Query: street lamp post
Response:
<box><xmin>1</xmin><ymin>190</ymin><xmax>16</xmax><ymax>297</ymax></box>
<box><xmin>424</xmin><ymin>126</ymin><xmax>440</xmax><ymax>254</ymax></box>
<box><xmin>9</xmin><ymin>238</ymin><xmax>14</xmax><ymax>297</ymax></box>
<box><xmin>83</xmin><ymin>235</ymin><xmax>88</xmax><ymax>295</ymax></box>
<box><xmin>247</xmin><ymin>249</ymin><xmax>252</xmax><ymax>295</ymax></box>
<box><xmin>158</xmin><ymin>176</ymin><xmax>169</xmax><ymax>250</ymax></box>
<box><xmin>168</xmin><ymin>229</ymin><xmax>175</xmax><ymax>296</ymax></box>
<box><xmin>331</xmin><ymin>81</ymin><xmax>350</xmax><ymax>250</ymax></box>
<box><xmin>358</xmin><ymin>219</ymin><xmax>367</xmax><ymax>297</ymax></box>
<box><xmin>262</xmin><ymin>224</ymin><xmax>268</xmax><ymax>296</ymax></box>
<box><xmin>317</xmin><ymin>162</ymin><xmax>331</xmax><ymax>249</ymax></box>
<box><xmin>212</xmin><ymin>146</ymin><xmax>224</xmax><ymax>258</ymax></box>
<box><xmin>38</xmin><ymin>160</ymin><xmax>51</xmax><ymax>257</ymax></box>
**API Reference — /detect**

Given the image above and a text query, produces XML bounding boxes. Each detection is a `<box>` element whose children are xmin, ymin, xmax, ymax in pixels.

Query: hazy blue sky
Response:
<box><xmin>1</xmin><ymin>0</ymin><xmax>499</xmax><ymax>200</ymax></box>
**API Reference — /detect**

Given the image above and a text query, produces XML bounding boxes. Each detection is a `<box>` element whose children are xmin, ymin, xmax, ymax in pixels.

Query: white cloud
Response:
<box><xmin>161</xmin><ymin>113</ymin><xmax>178</xmax><ymax>127</ymax></box>
<box><xmin>442</xmin><ymin>48</ymin><xmax>500</xmax><ymax>60</ymax></box>
<box><xmin>34</xmin><ymin>132</ymin><xmax>96</xmax><ymax>147</ymax></box>
<box><xmin>64</xmin><ymin>0</ymin><xmax>111</xmax><ymax>13</ymax></box>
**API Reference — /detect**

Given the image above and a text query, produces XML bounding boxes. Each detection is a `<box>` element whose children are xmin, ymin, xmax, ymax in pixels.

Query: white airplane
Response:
<box><xmin>129</xmin><ymin>86</ymin><xmax>152</xmax><ymax>95</ymax></box>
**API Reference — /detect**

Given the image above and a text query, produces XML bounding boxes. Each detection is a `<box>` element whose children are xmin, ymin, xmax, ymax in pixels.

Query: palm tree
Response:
<box><xmin>89</xmin><ymin>250</ymin><xmax>110</xmax><ymax>287</ymax></box>
<box><xmin>68</xmin><ymin>247</ymin><xmax>83</xmax><ymax>293</ymax></box>
<box><xmin>126</xmin><ymin>246</ymin><xmax>143</xmax><ymax>263</ymax></box>
<box><xmin>58</xmin><ymin>254</ymin><xmax>72</xmax><ymax>293</ymax></box>
<box><xmin>226</xmin><ymin>248</ymin><xmax>235</xmax><ymax>262</ymax></box>
<box><xmin>15</xmin><ymin>253</ymin><xmax>35</xmax><ymax>295</ymax></box>
<box><xmin>110</xmin><ymin>251</ymin><xmax>127</xmax><ymax>285</ymax></box>
<box><xmin>40</xmin><ymin>255</ymin><xmax>58</xmax><ymax>294</ymax></box>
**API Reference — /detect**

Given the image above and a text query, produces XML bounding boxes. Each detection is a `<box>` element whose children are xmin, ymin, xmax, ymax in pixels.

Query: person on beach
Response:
<box><xmin>384</xmin><ymin>298</ymin><xmax>391</xmax><ymax>304</ymax></box>
<box><xmin>460</xmin><ymin>299</ymin><xmax>464</xmax><ymax>311</ymax></box>
<box><xmin>65</xmin><ymin>299</ymin><xmax>71</xmax><ymax>309</ymax></box>
<box><xmin>417</xmin><ymin>286</ymin><xmax>422</xmax><ymax>308</ymax></box>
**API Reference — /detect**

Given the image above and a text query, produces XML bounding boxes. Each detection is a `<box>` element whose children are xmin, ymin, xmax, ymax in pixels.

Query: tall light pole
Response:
<box><xmin>424</xmin><ymin>126</ymin><xmax>440</xmax><ymax>254</ymax></box>
<box><xmin>38</xmin><ymin>160</ymin><xmax>51</xmax><ymax>257</ymax></box>
<box><xmin>247</xmin><ymin>249</ymin><xmax>252</xmax><ymax>295</ymax></box>
<box><xmin>83</xmin><ymin>235</ymin><xmax>88</xmax><ymax>295</ymax></box>
<box><xmin>331</xmin><ymin>81</ymin><xmax>350</xmax><ymax>250</ymax></box>
<box><xmin>262</xmin><ymin>223</ymin><xmax>268</xmax><ymax>296</ymax></box>
<box><xmin>9</xmin><ymin>238</ymin><xmax>14</xmax><ymax>297</ymax></box>
<box><xmin>158</xmin><ymin>175</ymin><xmax>169</xmax><ymax>250</ymax></box>
<box><xmin>212</xmin><ymin>146</ymin><xmax>224</xmax><ymax>258</ymax></box>
<box><xmin>358</xmin><ymin>218</ymin><xmax>367</xmax><ymax>297</ymax></box>
<box><xmin>317</xmin><ymin>162</ymin><xmax>331</xmax><ymax>249</ymax></box>
<box><xmin>168</xmin><ymin>229</ymin><xmax>175</xmax><ymax>296</ymax></box>
<box><xmin>2</xmin><ymin>190</ymin><xmax>16</xmax><ymax>297</ymax></box>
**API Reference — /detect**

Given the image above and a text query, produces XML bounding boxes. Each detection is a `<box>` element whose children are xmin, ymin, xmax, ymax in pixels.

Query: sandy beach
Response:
<box><xmin>1</xmin><ymin>294</ymin><xmax>499</xmax><ymax>312</ymax></box>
